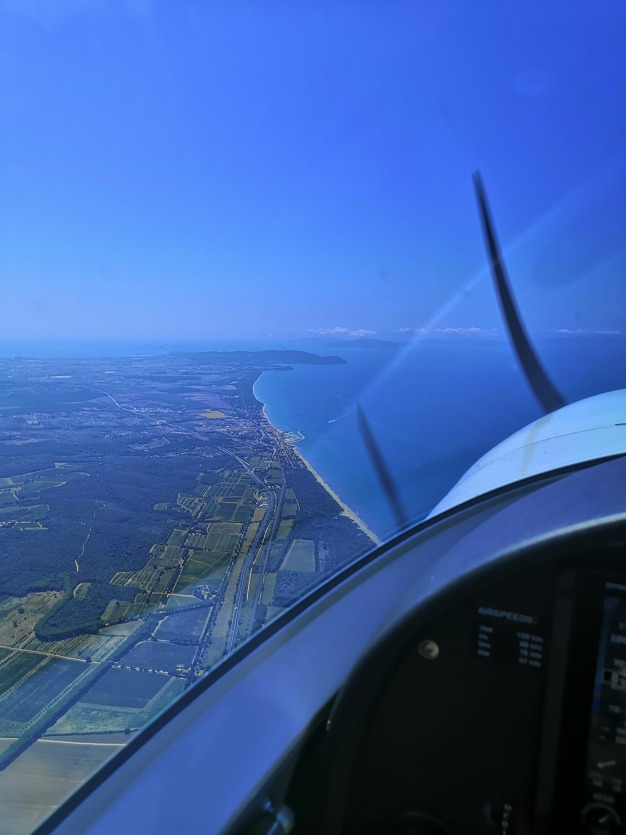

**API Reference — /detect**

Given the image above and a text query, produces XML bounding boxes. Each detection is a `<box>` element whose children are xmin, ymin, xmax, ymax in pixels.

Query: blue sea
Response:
<box><xmin>255</xmin><ymin>335</ymin><xmax>626</xmax><ymax>538</ymax></box>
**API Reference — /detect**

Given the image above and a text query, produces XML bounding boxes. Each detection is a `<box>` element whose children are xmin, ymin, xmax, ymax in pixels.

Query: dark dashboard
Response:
<box><xmin>282</xmin><ymin>473</ymin><xmax>626</xmax><ymax>834</ymax></box>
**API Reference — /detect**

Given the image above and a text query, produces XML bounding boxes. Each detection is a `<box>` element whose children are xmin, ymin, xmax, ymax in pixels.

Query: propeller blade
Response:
<box><xmin>356</xmin><ymin>405</ymin><xmax>408</xmax><ymax>531</ymax></box>
<box><xmin>473</xmin><ymin>171</ymin><xmax>566</xmax><ymax>414</ymax></box>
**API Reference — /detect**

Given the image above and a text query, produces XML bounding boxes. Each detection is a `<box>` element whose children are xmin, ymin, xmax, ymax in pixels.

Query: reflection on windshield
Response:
<box><xmin>0</xmin><ymin>0</ymin><xmax>625</xmax><ymax>831</ymax></box>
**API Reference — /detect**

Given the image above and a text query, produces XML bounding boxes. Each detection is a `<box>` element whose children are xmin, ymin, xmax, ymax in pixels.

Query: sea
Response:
<box><xmin>254</xmin><ymin>334</ymin><xmax>626</xmax><ymax>538</ymax></box>
<box><xmin>1</xmin><ymin>334</ymin><xmax>624</xmax><ymax>541</ymax></box>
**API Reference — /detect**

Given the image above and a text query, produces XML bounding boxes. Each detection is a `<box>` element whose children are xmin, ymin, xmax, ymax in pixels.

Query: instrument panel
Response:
<box><xmin>288</xmin><ymin>555</ymin><xmax>626</xmax><ymax>834</ymax></box>
<box><xmin>554</xmin><ymin>573</ymin><xmax>626</xmax><ymax>833</ymax></box>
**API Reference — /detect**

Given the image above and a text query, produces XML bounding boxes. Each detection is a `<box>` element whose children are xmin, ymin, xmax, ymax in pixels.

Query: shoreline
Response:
<box><xmin>254</xmin><ymin>374</ymin><xmax>382</xmax><ymax>547</ymax></box>
<box><xmin>289</xmin><ymin>441</ymin><xmax>382</xmax><ymax>546</ymax></box>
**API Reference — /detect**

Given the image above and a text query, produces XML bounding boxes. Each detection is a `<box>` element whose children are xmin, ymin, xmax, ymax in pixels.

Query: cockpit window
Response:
<box><xmin>0</xmin><ymin>1</ymin><xmax>625</xmax><ymax>831</ymax></box>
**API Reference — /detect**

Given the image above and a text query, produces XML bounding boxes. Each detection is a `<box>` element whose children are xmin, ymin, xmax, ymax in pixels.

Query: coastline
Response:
<box><xmin>289</xmin><ymin>440</ymin><xmax>382</xmax><ymax>546</ymax></box>
<box><xmin>254</xmin><ymin>374</ymin><xmax>382</xmax><ymax>547</ymax></box>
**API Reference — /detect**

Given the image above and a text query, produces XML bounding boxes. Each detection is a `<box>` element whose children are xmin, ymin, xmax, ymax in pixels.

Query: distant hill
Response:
<box><xmin>172</xmin><ymin>350</ymin><xmax>346</xmax><ymax>365</ymax></box>
<box><xmin>287</xmin><ymin>337</ymin><xmax>400</xmax><ymax>352</ymax></box>
<box><xmin>325</xmin><ymin>338</ymin><xmax>399</xmax><ymax>351</ymax></box>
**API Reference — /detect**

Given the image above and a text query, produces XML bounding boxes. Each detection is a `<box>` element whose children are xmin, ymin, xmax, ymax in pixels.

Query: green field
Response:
<box><xmin>267</xmin><ymin>543</ymin><xmax>288</xmax><ymax>572</ymax></box>
<box><xmin>185</xmin><ymin>532</ymin><xmax>206</xmax><ymax>549</ymax></box>
<box><xmin>167</xmin><ymin>529</ymin><xmax>187</xmax><ymax>547</ymax></box>
<box><xmin>232</xmin><ymin>507</ymin><xmax>252</xmax><ymax>523</ymax></box>
<box><xmin>177</xmin><ymin>495</ymin><xmax>204</xmax><ymax>516</ymax></box>
<box><xmin>51</xmin><ymin>676</ymin><xmax>185</xmax><ymax>735</ymax></box>
<box><xmin>261</xmin><ymin>574</ymin><xmax>277</xmax><ymax>604</ymax></box>
<box><xmin>0</xmin><ymin>503</ymin><xmax>49</xmax><ymax>521</ymax></box>
<box><xmin>0</xmin><ymin>491</ymin><xmax>18</xmax><ymax>507</ymax></box>
<box><xmin>19</xmin><ymin>480</ymin><xmax>64</xmax><ymax>496</ymax></box>
<box><xmin>0</xmin><ymin>466</ymin><xmax>88</xmax><ymax>528</ymax></box>
<box><xmin>149</xmin><ymin>543</ymin><xmax>185</xmax><ymax>566</ymax></box>
<box><xmin>204</xmin><ymin>531</ymin><xmax>239</xmax><ymax>551</ymax></box>
<box><xmin>282</xmin><ymin>539</ymin><xmax>316</xmax><ymax>572</ymax></box>
<box><xmin>277</xmin><ymin>520</ymin><xmax>293</xmax><ymax>539</ymax></box>
<box><xmin>224</xmin><ymin>485</ymin><xmax>247</xmax><ymax>499</ymax></box>
<box><xmin>173</xmin><ymin>550</ymin><xmax>230</xmax><ymax>592</ymax></box>
<box><xmin>82</xmin><ymin>669</ymin><xmax>169</xmax><ymax>709</ymax></box>
<box><xmin>0</xmin><ymin>651</ymin><xmax>47</xmax><ymax>697</ymax></box>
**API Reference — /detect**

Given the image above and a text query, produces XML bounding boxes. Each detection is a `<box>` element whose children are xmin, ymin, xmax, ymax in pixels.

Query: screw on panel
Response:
<box><xmin>418</xmin><ymin>639</ymin><xmax>440</xmax><ymax>660</ymax></box>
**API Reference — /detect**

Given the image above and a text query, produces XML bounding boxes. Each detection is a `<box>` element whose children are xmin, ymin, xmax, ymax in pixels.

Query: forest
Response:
<box><xmin>286</xmin><ymin>458</ymin><xmax>374</xmax><ymax>576</ymax></box>
<box><xmin>0</xmin><ymin>448</ymin><xmax>215</xmax><ymax>600</ymax></box>
<box><xmin>35</xmin><ymin>580</ymin><xmax>137</xmax><ymax>641</ymax></box>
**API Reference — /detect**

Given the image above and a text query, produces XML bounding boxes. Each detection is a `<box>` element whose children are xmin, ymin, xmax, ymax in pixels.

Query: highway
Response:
<box><xmin>219</xmin><ymin>448</ymin><xmax>277</xmax><ymax>656</ymax></box>
<box><xmin>246</xmin><ymin>481</ymin><xmax>286</xmax><ymax>637</ymax></box>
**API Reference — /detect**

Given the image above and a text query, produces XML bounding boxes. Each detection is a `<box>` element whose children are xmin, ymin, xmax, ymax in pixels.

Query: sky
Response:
<box><xmin>1</xmin><ymin>0</ymin><xmax>625</xmax><ymax>344</ymax></box>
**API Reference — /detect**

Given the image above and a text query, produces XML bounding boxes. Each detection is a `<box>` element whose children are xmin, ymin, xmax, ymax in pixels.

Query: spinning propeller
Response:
<box><xmin>357</xmin><ymin>173</ymin><xmax>568</xmax><ymax>532</ymax></box>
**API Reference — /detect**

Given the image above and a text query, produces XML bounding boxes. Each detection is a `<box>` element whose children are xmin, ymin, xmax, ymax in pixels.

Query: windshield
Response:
<box><xmin>0</xmin><ymin>2</ymin><xmax>625</xmax><ymax>831</ymax></box>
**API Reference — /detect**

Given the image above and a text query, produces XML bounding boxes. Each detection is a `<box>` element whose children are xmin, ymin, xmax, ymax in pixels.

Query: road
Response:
<box><xmin>219</xmin><ymin>448</ymin><xmax>276</xmax><ymax>655</ymax></box>
<box><xmin>74</xmin><ymin>503</ymin><xmax>100</xmax><ymax>574</ymax></box>
<box><xmin>246</xmin><ymin>481</ymin><xmax>286</xmax><ymax>636</ymax></box>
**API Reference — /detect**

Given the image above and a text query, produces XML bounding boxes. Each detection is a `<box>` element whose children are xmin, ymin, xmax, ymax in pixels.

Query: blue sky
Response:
<box><xmin>1</xmin><ymin>0</ymin><xmax>625</xmax><ymax>343</ymax></box>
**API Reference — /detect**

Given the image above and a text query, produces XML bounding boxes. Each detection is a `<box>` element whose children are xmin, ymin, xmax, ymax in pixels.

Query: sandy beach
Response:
<box><xmin>256</xmin><ymin>382</ymin><xmax>382</xmax><ymax>547</ymax></box>
<box><xmin>290</xmin><ymin>444</ymin><xmax>382</xmax><ymax>546</ymax></box>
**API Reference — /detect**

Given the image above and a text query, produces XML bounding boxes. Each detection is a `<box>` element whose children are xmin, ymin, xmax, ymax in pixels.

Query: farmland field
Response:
<box><xmin>122</xmin><ymin>640</ymin><xmax>196</xmax><ymax>674</ymax></box>
<box><xmin>81</xmin><ymin>669</ymin><xmax>168</xmax><ymax>709</ymax></box>
<box><xmin>0</xmin><ymin>652</ymin><xmax>46</xmax><ymax>697</ymax></box>
<box><xmin>282</xmin><ymin>539</ymin><xmax>315</xmax><ymax>572</ymax></box>
<box><xmin>0</xmin><ymin>503</ymin><xmax>49</xmax><ymax>521</ymax></box>
<box><xmin>174</xmin><ymin>551</ymin><xmax>230</xmax><ymax>591</ymax></box>
<box><xmin>154</xmin><ymin>608</ymin><xmax>210</xmax><ymax>643</ymax></box>
<box><xmin>0</xmin><ymin>737</ymin><xmax>123</xmax><ymax>835</ymax></box>
<box><xmin>0</xmin><ymin>658</ymin><xmax>85</xmax><ymax>724</ymax></box>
